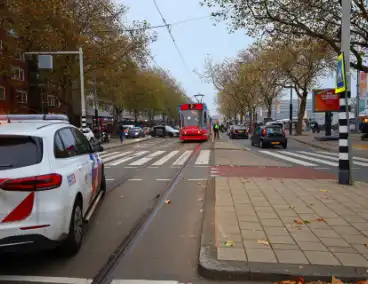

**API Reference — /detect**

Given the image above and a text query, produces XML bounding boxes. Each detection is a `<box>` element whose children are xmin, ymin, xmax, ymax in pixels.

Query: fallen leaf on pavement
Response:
<box><xmin>296</xmin><ymin>277</ymin><xmax>305</xmax><ymax>284</ymax></box>
<box><xmin>294</xmin><ymin>220</ymin><xmax>303</xmax><ymax>224</ymax></box>
<box><xmin>303</xmin><ymin>220</ymin><xmax>311</xmax><ymax>224</ymax></box>
<box><xmin>316</xmin><ymin>218</ymin><xmax>326</xmax><ymax>222</ymax></box>
<box><xmin>289</xmin><ymin>206</ymin><xmax>295</xmax><ymax>209</ymax></box>
<box><xmin>229</xmin><ymin>165</ymin><xmax>234</xmax><ymax>167</ymax></box>
<box><xmin>200</xmin><ymin>209</ymin><xmax>204</xmax><ymax>213</ymax></box>
<box><xmin>292</xmin><ymin>224</ymin><xmax>303</xmax><ymax>230</ymax></box>
<box><xmin>224</xmin><ymin>240</ymin><xmax>234</xmax><ymax>247</ymax></box>
<box><xmin>332</xmin><ymin>276</ymin><xmax>343</xmax><ymax>284</ymax></box>
<box><xmin>164</xmin><ymin>200</ymin><xmax>171</xmax><ymax>204</ymax></box>
<box><xmin>257</xmin><ymin>240</ymin><xmax>270</xmax><ymax>246</ymax></box>
<box><xmin>320</xmin><ymin>189</ymin><xmax>328</xmax><ymax>193</ymax></box>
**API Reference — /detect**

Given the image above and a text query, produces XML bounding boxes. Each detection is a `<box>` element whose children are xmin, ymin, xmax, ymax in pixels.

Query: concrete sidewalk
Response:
<box><xmin>103</xmin><ymin>136</ymin><xmax>152</xmax><ymax>150</ymax></box>
<box><xmin>199</xmin><ymin>176</ymin><xmax>368</xmax><ymax>281</ymax></box>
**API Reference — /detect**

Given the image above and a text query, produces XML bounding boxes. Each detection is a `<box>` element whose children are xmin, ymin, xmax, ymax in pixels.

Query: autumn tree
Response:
<box><xmin>201</xmin><ymin>0</ymin><xmax>368</xmax><ymax>71</ymax></box>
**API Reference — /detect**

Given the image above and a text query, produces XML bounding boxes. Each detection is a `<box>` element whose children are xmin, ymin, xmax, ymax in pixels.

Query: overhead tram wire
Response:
<box><xmin>152</xmin><ymin>0</ymin><xmax>192</xmax><ymax>76</ymax></box>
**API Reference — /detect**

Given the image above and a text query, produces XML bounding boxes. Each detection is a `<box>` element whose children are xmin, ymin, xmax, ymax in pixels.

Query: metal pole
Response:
<box><xmin>289</xmin><ymin>87</ymin><xmax>293</xmax><ymax>135</ymax></box>
<box><xmin>356</xmin><ymin>69</ymin><xmax>360</xmax><ymax>132</ymax></box>
<box><xmin>79</xmin><ymin>47</ymin><xmax>87</xmax><ymax>129</ymax></box>
<box><xmin>338</xmin><ymin>0</ymin><xmax>353</xmax><ymax>185</ymax></box>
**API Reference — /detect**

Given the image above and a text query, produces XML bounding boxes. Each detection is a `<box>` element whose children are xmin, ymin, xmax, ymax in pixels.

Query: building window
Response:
<box><xmin>0</xmin><ymin>40</ymin><xmax>3</xmax><ymax>51</ymax></box>
<box><xmin>12</xmin><ymin>67</ymin><xmax>24</xmax><ymax>81</ymax></box>
<box><xmin>104</xmin><ymin>104</ymin><xmax>110</xmax><ymax>112</ymax></box>
<box><xmin>16</xmin><ymin>90</ymin><xmax>27</xmax><ymax>104</ymax></box>
<box><xmin>98</xmin><ymin>102</ymin><xmax>104</xmax><ymax>111</ymax></box>
<box><xmin>88</xmin><ymin>98</ymin><xmax>94</xmax><ymax>108</ymax></box>
<box><xmin>0</xmin><ymin>86</ymin><xmax>5</xmax><ymax>100</ymax></box>
<box><xmin>15</xmin><ymin>50</ymin><xmax>25</xmax><ymax>61</ymax></box>
<box><xmin>47</xmin><ymin>95</ymin><xmax>60</xmax><ymax>107</ymax></box>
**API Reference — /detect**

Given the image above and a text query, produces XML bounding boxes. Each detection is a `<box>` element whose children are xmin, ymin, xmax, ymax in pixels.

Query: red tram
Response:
<box><xmin>178</xmin><ymin>103</ymin><xmax>211</xmax><ymax>141</ymax></box>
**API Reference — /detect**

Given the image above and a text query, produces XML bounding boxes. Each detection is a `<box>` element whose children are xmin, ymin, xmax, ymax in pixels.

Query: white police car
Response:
<box><xmin>0</xmin><ymin>114</ymin><xmax>106</xmax><ymax>256</ymax></box>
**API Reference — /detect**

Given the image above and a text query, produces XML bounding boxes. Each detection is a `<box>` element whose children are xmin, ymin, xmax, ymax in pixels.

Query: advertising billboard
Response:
<box><xmin>312</xmin><ymin>88</ymin><xmax>340</xmax><ymax>113</ymax></box>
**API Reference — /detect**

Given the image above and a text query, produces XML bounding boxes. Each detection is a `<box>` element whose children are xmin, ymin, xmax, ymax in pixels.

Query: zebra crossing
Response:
<box><xmin>99</xmin><ymin>149</ymin><xmax>211</xmax><ymax>167</ymax></box>
<box><xmin>259</xmin><ymin>150</ymin><xmax>368</xmax><ymax>168</ymax></box>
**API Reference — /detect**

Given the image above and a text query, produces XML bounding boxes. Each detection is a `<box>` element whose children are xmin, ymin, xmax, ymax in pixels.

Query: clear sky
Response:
<box><xmin>118</xmin><ymin>0</ymin><xmax>357</xmax><ymax>115</ymax></box>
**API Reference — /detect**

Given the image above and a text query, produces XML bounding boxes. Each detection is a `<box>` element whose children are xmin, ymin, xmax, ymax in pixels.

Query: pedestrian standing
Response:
<box><xmin>118</xmin><ymin>124</ymin><xmax>124</xmax><ymax>143</ymax></box>
<box><xmin>212</xmin><ymin>121</ymin><xmax>220</xmax><ymax>141</ymax></box>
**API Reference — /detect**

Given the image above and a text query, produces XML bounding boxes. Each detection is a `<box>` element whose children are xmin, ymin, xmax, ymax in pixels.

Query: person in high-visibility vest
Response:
<box><xmin>213</xmin><ymin>121</ymin><xmax>220</xmax><ymax>141</ymax></box>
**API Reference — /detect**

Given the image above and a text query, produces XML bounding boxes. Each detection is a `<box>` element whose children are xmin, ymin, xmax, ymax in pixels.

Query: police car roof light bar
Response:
<box><xmin>0</xmin><ymin>114</ymin><xmax>69</xmax><ymax>123</ymax></box>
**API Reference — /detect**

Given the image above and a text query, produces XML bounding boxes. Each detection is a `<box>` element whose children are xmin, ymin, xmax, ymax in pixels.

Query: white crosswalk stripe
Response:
<box><xmin>129</xmin><ymin>151</ymin><xmax>166</xmax><ymax>166</ymax></box>
<box><xmin>99</xmin><ymin>149</ymin><xmax>211</xmax><ymax>168</ymax></box>
<box><xmin>259</xmin><ymin>150</ymin><xmax>368</xmax><ymax>168</ymax></box>
<box><xmin>152</xmin><ymin>150</ymin><xmax>180</xmax><ymax>166</ymax></box>
<box><xmin>195</xmin><ymin>149</ymin><xmax>210</xmax><ymax>164</ymax></box>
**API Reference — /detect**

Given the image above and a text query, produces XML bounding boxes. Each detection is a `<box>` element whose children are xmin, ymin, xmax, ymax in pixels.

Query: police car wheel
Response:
<box><xmin>57</xmin><ymin>198</ymin><xmax>83</xmax><ymax>256</ymax></box>
<box><xmin>100</xmin><ymin>171</ymin><xmax>107</xmax><ymax>195</ymax></box>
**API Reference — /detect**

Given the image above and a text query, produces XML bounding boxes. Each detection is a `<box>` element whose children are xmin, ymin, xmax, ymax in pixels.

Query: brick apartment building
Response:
<box><xmin>0</xmin><ymin>25</ymin><xmax>64</xmax><ymax>115</ymax></box>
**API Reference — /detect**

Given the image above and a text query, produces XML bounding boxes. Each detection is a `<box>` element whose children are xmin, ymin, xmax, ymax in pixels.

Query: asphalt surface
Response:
<box><xmin>0</xmin><ymin>135</ymin><xmax>365</xmax><ymax>284</ymax></box>
<box><xmin>223</xmin><ymin>133</ymin><xmax>368</xmax><ymax>182</ymax></box>
<box><xmin>0</xmin><ymin>138</ymin><xmax>253</xmax><ymax>284</ymax></box>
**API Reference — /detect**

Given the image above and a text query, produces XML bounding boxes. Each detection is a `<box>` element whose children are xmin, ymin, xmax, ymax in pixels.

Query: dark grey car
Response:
<box><xmin>128</xmin><ymin>127</ymin><xmax>146</xmax><ymax>138</ymax></box>
<box><xmin>251</xmin><ymin>125</ymin><xmax>287</xmax><ymax>149</ymax></box>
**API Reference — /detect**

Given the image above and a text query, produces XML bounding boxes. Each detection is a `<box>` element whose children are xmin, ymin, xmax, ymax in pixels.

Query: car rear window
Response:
<box><xmin>0</xmin><ymin>136</ymin><xmax>43</xmax><ymax>170</ymax></box>
<box><xmin>267</xmin><ymin>127</ymin><xmax>283</xmax><ymax>134</ymax></box>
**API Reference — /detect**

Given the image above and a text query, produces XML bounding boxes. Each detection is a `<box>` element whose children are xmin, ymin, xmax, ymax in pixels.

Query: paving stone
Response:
<box><xmin>243</xmin><ymin>240</ymin><xmax>272</xmax><ymax>249</ymax></box>
<box><xmin>299</xmin><ymin>214</ymin><xmax>321</xmax><ymax>220</ymax></box>
<box><xmin>239</xmin><ymin>222</ymin><xmax>262</xmax><ymax>230</ymax></box>
<box><xmin>312</xmin><ymin>229</ymin><xmax>340</xmax><ymax>238</ymax></box>
<box><xmin>236</xmin><ymin>209</ymin><xmax>257</xmax><ymax>216</ymax></box>
<box><xmin>291</xmin><ymin>231</ymin><xmax>320</xmax><ymax>242</ymax></box>
<box><xmin>361</xmin><ymin>231</ymin><xmax>368</xmax><ymax>237</ymax></box>
<box><xmin>219</xmin><ymin>225</ymin><xmax>241</xmax><ymax>234</ymax></box>
<box><xmin>294</xmin><ymin>207</ymin><xmax>314</xmax><ymax>214</ymax></box>
<box><xmin>328</xmin><ymin>247</ymin><xmax>358</xmax><ymax>253</ymax></box>
<box><xmin>275</xmin><ymin>210</ymin><xmax>299</xmax><ymax>217</ymax></box>
<box><xmin>340</xmin><ymin>234</ymin><xmax>367</xmax><ymax>245</ymax></box>
<box><xmin>260</xmin><ymin>218</ymin><xmax>284</xmax><ymax>227</ymax></box>
<box><xmin>217</xmin><ymin>247</ymin><xmax>247</xmax><ymax>261</ymax></box>
<box><xmin>342</xmin><ymin>215</ymin><xmax>367</xmax><ymax>223</ymax></box>
<box><xmin>304</xmin><ymin>251</ymin><xmax>341</xmax><ymax>265</ymax></box>
<box><xmin>217</xmin><ymin>234</ymin><xmax>243</xmax><ymax>242</ymax></box>
<box><xmin>351</xmin><ymin>223</ymin><xmax>368</xmax><ymax>231</ymax></box>
<box><xmin>352</xmin><ymin>244</ymin><xmax>368</xmax><ymax>254</ymax></box>
<box><xmin>217</xmin><ymin>206</ymin><xmax>236</xmax><ymax>212</ymax></box>
<box><xmin>246</xmin><ymin>249</ymin><xmax>277</xmax><ymax>263</ymax></box>
<box><xmin>237</xmin><ymin>214</ymin><xmax>259</xmax><ymax>222</ymax></box>
<box><xmin>271</xmin><ymin>244</ymin><xmax>299</xmax><ymax>250</ymax></box>
<box><xmin>319</xmin><ymin>238</ymin><xmax>350</xmax><ymax>247</ymax></box>
<box><xmin>268</xmin><ymin>234</ymin><xmax>295</xmax><ymax>244</ymax></box>
<box><xmin>297</xmin><ymin>241</ymin><xmax>328</xmax><ymax>251</ymax></box>
<box><xmin>334</xmin><ymin>253</ymin><xmax>368</xmax><ymax>267</ymax></box>
<box><xmin>331</xmin><ymin>225</ymin><xmax>361</xmax><ymax>235</ymax></box>
<box><xmin>254</xmin><ymin>206</ymin><xmax>275</xmax><ymax>213</ymax></box>
<box><xmin>274</xmin><ymin>249</ymin><xmax>309</xmax><ymax>264</ymax></box>
<box><xmin>264</xmin><ymin>226</ymin><xmax>289</xmax><ymax>236</ymax></box>
<box><xmin>325</xmin><ymin>218</ymin><xmax>349</xmax><ymax>226</ymax></box>
<box><xmin>233</xmin><ymin>199</ymin><xmax>251</xmax><ymax>204</ymax></box>
<box><xmin>241</xmin><ymin>229</ymin><xmax>266</xmax><ymax>240</ymax></box>
<box><xmin>307</xmin><ymin>222</ymin><xmax>331</xmax><ymax>229</ymax></box>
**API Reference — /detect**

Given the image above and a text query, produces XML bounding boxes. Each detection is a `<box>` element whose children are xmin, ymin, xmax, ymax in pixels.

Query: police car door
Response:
<box><xmin>71</xmin><ymin>128</ymin><xmax>101</xmax><ymax>208</ymax></box>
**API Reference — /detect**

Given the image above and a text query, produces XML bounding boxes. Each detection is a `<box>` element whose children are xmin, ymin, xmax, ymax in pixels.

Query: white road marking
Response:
<box><xmin>314</xmin><ymin>167</ymin><xmax>329</xmax><ymax>170</ymax></box>
<box><xmin>299</xmin><ymin>151</ymin><xmax>368</xmax><ymax>167</ymax></box>
<box><xmin>123</xmin><ymin>166</ymin><xmax>138</xmax><ymax>169</ymax></box>
<box><xmin>107</xmin><ymin>151</ymin><xmax>149</xmax><ymax>166</ymax></box>
<box><xmin>102</xmin><ymin>151</ymin><xmax>134</xmax><ymax>163</ymax></box>
<box><xmin>128</xmin><ymin>179</ymin><xmax>142</xmax><ymax>181</ymax></box>
<box><xmin>194</xmin><ymin>165</ymin><xmax>208</xmax><ymax>167</ymax></box>
<box><xmin>259</xmin><ymin>151</ymin><xmax>317</xmax><ymax>166</ymax></box>
<box><xmin>195</xmin><ymin>150</ymin><xmax>211</xmax><ymax>165</ymax></box>
<box><xmin>282</xmin><ymin>151</ymin><xmax>337</xmax><ymax>166</ymax></box>
<box><xmin>106</xmin><ymin>178</ymin><xmax>114</xmax><ymax>181</ymax></box>
<box><xmin>188</xmin><ymin>178</ymin><xmax>207</xmax><ymax>181</ymax></box>
<box><xmin>172</xmin><ymin>150</ymin><xmax>192</xmax><ymax>165</ymax></box>
<box><xmin>147</xmin><ymin>166</ymin><xmax>159</xmax><ymax>168</ymax></box>
<box><xmin>129</xmin><ymin>151</ymin><xmax>166</xmax><ymax>166</ymax></box>
<box><xmin>156</xmin><ymin>178</ymin><xmax>171</xmax><ymax>181</ymax></box>
<box><xmin>316</xmin><ymin>151</ymin><xmax>368</xmax><ymax>163</ymax></box>
<box><xmin>152</xmin><ymin>150</ymin><xmax>179</xmax><ymax>166</ymax></box>
<box><xmin>0</xmin><ymin>275</ymin><xmax>92</xmax><ymax>283</ymax></box>
<box><xmin>99</xmin><ymin>151</ymin><xmax>120</xmax><ymax>158</ymax></box>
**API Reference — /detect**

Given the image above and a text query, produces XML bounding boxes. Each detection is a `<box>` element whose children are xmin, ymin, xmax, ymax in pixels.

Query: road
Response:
<box><xmin>223</xmin><ymin>133</ymin><xmax>368</xmax><ymax>182</ymax></box>
<box><xmin>0</xmin><ymin>134</ymin><xmax>365</xmax><ymax>284</ymax></box>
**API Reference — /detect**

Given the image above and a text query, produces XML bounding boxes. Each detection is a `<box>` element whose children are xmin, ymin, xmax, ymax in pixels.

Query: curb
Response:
<box><xmin>289</xmin><ymin>136</ymin><xmax>336</xmax><ymax>152</ymax></box>
<box><xmin>197</xmin><ymin>178</ymin><xmax>368</xmax><ymax>282</ymax></box>
<box><xmin>103</xmin><ymin>136</ymin><xmax>152</xmax><ymax>151</ymax></box>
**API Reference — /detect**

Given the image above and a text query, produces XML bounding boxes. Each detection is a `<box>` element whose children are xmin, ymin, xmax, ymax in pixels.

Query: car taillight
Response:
<box><xmin>0</xmin><ymin>174</ymin><xmax>62</xmax><ymax>192</ymax></box>
<box><xmin>124</xmin><ymin>130</ymin><xmax>128</xmax><ymax>133</ymax></box>
<box><xmin>261</xmin><ymin>129</ymin><xmax>267</xmax><ymax>136</ymax></box>
<box><xmin>197</xmin><ymin>130</ymin><xmax>201</xmax><ymax>134</ymax></box>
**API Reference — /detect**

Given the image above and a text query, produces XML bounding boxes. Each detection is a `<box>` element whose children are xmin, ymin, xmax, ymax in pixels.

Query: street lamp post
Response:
<box><xmin>289</xmin><ymin>86</ymin><xmax>293</xmax><ymax>135</ymax></box>
<box><xmin>194</xmin><ymin>93</ymin><xmax>205</xmax><ymax>103</ymax></box>
<box><xmin>24</xmin><ymin>48</ymin><xmax>87</xmax><ymax>129</ymax></box>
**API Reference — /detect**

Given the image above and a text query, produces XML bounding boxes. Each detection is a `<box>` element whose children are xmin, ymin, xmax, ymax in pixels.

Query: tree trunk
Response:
<box><xmin>296</xmin><ymin>92</ymin><xmax>307</xmax><ymax>135</ymax></box>
<box><xmin>239</xmin><ymin>109</ymin><xmax>244</xmax><ymax>124</ymax></box>
<box><xmin>134</xmin><ymin>110</ymin><xmax>138</xmax><ymax>122</ymax></box>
